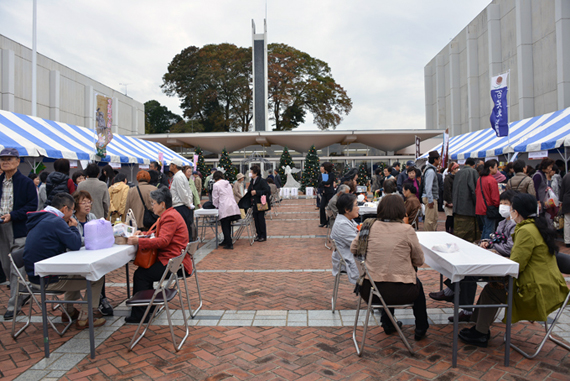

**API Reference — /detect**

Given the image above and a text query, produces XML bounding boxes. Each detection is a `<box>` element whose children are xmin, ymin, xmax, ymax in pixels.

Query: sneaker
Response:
<box><xmin>62</xmin><ymin>308</ymin><xmax>80</xmax><ymax>323</ymax></box>
<box><xmin>3</xmin><ymin>309</ymin><xmax>17</xmax><ymax>320</ymax></box>
<box><xmin>98</xmin><ymin>297</ymin><xmax>114</xmax><ymax>316</ymax></box>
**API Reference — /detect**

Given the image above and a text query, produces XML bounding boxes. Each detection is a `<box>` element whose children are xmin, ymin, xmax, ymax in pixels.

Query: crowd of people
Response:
<box><xmin>1</xmin><ymin>145</ymin><xmax>570</xmax><ymax>347</ymax></box>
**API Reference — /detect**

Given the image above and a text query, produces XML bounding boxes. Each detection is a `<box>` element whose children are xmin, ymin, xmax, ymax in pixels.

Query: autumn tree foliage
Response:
<box><xmin>161</xmin><ymin>43</ymin><xmax>352</xmax><ymax>132</ymax></box>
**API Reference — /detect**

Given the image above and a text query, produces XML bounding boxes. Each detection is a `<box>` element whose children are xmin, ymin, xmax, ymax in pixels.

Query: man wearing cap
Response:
<box><xmin>397</xmin><ymin>160</ymin><xmax>416</xmax><ymax>193</ymax></box>
<box><xmin>421</xmin><ymin>151</ymin><xmax>440</xmax><ymax>231</ymax></box>
<box><xmin>169</xmin><ymin>158</ymin><xmax>195</xmax><ymax>241</ymax></box>
<box><xmin>0</xmin><ymin>148</ymin><xmax>38</xmax><ymax>320</ymax></box>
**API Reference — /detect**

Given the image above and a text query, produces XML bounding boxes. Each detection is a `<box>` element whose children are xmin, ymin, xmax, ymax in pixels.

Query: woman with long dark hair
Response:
<box><xmin>475</xmin><ymin>159</ymin><xmax>500</xmax><ymax>240</ymax></box>
<box><xmin>99</xmin><ymin>164</ymin><xmax>116</xmax><ymax>188</ymax></box>
<box><xmin>459</xmin><ymin>193</ymin><xmax>569</xmax><ymax>347</ymax></box>
<box><xmin>318</xmin><ymin>162</ymin><xmax>336</xmax><ymax>227</ymax></box>
<box><xmin>533</xmin><ymin>158</ymin><xmax>554</xmax><ymax>209</ymax></box>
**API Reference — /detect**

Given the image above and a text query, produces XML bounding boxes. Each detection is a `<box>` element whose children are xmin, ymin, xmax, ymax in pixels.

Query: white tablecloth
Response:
<box><xmin>416</xmin><ymin>232</ymin><xmax>519</xmax><ymax>282</ymax></box>
<box><xmin>34</xmin><ymin>245</ymin><xmax>137</xmax><ymax>282</ymax></box>
<box><xmin>195</xmin><ymin>209</ymin><xmax>219</xmax><ymax>217</ymax></box>
<box><xmin>306</xmin><ymin>187</ymin><xmax>314</xmax><ymax>197</ymax></box>
<box><xmin>358</xmin><ymin>206</ymin><xmax>377</xmax><ymax>215</ymax></box>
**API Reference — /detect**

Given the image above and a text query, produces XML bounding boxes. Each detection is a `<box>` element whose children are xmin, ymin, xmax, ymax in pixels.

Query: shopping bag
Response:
<box><xmin>84</xmin><ymin>219</ymin><xmax>115</xmax><ymax>250</ymax></box>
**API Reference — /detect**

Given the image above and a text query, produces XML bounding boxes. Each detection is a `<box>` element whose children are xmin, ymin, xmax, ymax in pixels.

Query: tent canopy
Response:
<box><xmin>0</xmin><ymin>110</ymin><xmax>191</xmax><ymax>166</ymax></box>
<box><xmin>420</xmin><ymin>107</ymin><xmax>570</xmax><ymax>160</ymax></box>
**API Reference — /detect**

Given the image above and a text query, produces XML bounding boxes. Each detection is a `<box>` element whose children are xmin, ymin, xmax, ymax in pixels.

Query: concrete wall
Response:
<box><xmin>0</xmin><ymin>34</ymin><xmax>144</xmax><ymax>135</ymax></box>
<box><xmin>425</xmin><ymin>0</ymin><xmax>570</xmax><ymax>137</ymax></box>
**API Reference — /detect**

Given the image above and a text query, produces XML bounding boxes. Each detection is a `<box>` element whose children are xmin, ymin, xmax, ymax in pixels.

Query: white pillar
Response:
<box><xmin>449</xmin><ymin>42</ymin><xmax>461</xmax><ymax>136</ymax></box>
<box><xmin>467</xmin><ymin>24</ymin><xmax>480</xmax><ymax>132</ymax></box>
<box><xmin>1</xmin><ymin>49</ymin><xmax>15</xmax><ymax>112</ymax></box>
<box><xmin>516</xmin><ymin>0</ymin><xmax>535</xmax><ymax>119</ymax></box>
<box><xmin>84</xmin><ymin>85</ymin><xmax>94</xmax><ymax>129</ymax></box>
<box><xmin>112</xmin><ymin>97</ymin><xmax>119</xmax><ymax>134</ymax></box>
<box><xmin>436</xmin><ymin>55</ymin><xmax>446</xmax><ymax>130</ymax></box>
<box><xmin>556</xmin><ymin>0</ymin><xmax>570</xmax><ymax>109</ymax></box>
<box><xmin>424</xmin><ymin>65</ymin><xmax>434</xmax><ymax>129</ymax></box>
<box><xmin>49</xmin><ymin>70</ymin><xmax>60</xmax><ymax>121</ymax></box>
<box><xmin>487</xmin><ymin>4</ymin><xmax>502</xmax><ymax>78</ymax></box>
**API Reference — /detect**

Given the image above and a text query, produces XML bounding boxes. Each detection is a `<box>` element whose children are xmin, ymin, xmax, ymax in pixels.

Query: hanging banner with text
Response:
<box><xmin>441</xmin><ymin>129</ymin><xmax>449</xmax><ymax>169</ymax></box>
<box><xmin>95</xmin><ymin>94</ymin><xmax>114</xmax><ymax>157</ymax></box>
<box><xmin>490</xmin><ymin>72</ymin><xmax>509</xmax><ymax>137</ymax></box>
<box><xmin>415</xmin><ymin>136</ymin><xmax>421</xmax><ymax>160</ymax></box>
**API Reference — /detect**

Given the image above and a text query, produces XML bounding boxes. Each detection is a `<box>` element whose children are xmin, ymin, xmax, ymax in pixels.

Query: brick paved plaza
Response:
<box><xmin>1</xmin><ymin>198</ymin><xmax>570</xmax><ymax>380</ymax></box>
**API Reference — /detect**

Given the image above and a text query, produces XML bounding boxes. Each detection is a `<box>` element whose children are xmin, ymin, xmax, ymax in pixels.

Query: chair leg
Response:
<box><xmin>169</xmin><ymin>287</ymin><xmax>189</xmax><ymax>351</ymax></box>
<box><xmin>331</xmin><ymin>272</ymin><xmax>340</xmax><ymax>313</ymax></box>
<box><xmin>508</xmin><ymin>294</ymin><xmax>570</xmax><ymax>358</ymax></box>
<box><xmin>190</xmin><ymin>271</ymin><xmax>203</xmax><ymax>318</ymax></box>
<box><xmin>128</xmin><ymin>296</ymin><xmax>160</xmax><ymax>351</ymax></box>
<box><xmin>352</xmin><ymin>293</ymin><xmax>372</xmax><ymax>356</ymax></box>
<box><xmin>381</xmin><ymin>303</ymin><xmax>414</xmax><ymax>354</ymax></box>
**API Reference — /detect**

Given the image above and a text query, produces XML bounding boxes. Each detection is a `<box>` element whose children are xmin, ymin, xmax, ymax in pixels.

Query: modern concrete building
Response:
<box><xmin>0</xmin><ymin>34</ymin><xmax>144</xmax><ymax>135</ymax></box>
<box><xmin>425</xmin><ymin>0</ymin><xmax>570</xmax><ymax>137</ymax></box>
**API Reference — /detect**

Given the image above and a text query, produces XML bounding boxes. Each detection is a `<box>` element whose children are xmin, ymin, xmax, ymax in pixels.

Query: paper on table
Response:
<box><xmin>431</xmin><ymin>243</ymin><xmax>460</xmax><ymax>253</ymax></box>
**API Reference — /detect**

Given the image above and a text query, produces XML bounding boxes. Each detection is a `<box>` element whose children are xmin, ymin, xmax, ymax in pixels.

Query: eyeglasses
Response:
<box><xmin>80</xmin><ymin>201</ymin><xmax>92</xmax><ymax>205</ymax></box>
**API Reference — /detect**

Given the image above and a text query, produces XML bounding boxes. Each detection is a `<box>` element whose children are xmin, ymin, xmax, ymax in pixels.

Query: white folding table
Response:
<box><xmin>416</xmin><ymin>232</ymin><xmax>519</xmax><ymax>367</ymax></box>
<box><xmin>34</xmin><ymin>244</ymin><xmax>137</xmax><ymax>359</ymax></box>
<box><xmin>195</xmin><ymin>208</ymin><xmax>219</xmax><ymax>248</ymax></box>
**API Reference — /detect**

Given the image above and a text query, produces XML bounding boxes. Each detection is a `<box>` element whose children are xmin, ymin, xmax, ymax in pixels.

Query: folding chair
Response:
<box><xmin>126</xmin><ymin>250</ymin><xmax>189</xmax><ymax>351</ymax></box>
<box><xmin>330</xmin><ymin>239</ymin><xmax>347</xmax><ymax>313</ymax></box>
<box><xmin>9</xmin><ymin>250</ymin><xmax>73</xmax><ymax>339</ymax></box>
<box><xmin>180</xmin><ymin>241</ymin><xmax>203</xmax><ymax>318</ymax></box>
<box><xmin>410</xmin><ymin>209</ymin><xmax>421</xmax><ymax>231</ymax></box>
<box><xmin>325</xmin><ymin>210</ymin><xmax>334</xmax><ymax>250</ymax></box>
<box><xmin>232</xmin><ymin>208</ymin><xmax>254</xmax><ymax>245</ymax></box>
<box><xmin>352</xmin><ymin>256</ymin><xmax>414</xmax><ymax>356</ymax></box>
<box><xmin>507</xmin><ymin>255</ymin><xmax>570</xmax><ymax>359</ymax></box>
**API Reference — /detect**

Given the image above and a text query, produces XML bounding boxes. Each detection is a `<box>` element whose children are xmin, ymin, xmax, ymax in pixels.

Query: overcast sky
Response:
<box><xmin>0</xmin><ymin>0</ymin><xmax>490</xmax><ymax>131</ymax></box>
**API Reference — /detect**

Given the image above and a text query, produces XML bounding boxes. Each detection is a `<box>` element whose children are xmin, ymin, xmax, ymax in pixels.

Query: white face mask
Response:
<box><xmin>248</xmin><ymin>173</ymin><xmax>253</xmax><ymax>178</ymax></box>
<box><xmin>499</xmin><ymin>205</ymin><xmax>511</xmax><ymax>218</ymax></box>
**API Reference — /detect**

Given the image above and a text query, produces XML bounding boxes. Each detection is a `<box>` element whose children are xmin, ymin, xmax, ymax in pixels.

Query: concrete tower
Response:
<box><xmin>252</xmin><ymin>19</ymin><xmax>269</xmax><ymax>132</ymax></box>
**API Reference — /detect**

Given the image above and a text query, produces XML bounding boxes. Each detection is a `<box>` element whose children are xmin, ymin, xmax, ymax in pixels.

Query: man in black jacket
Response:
<box><xmin>246</xmin><ymin>165</ymin><xmax>271</xmax><ymax>242</ymax></box>
<box><xmin>0</xmin><ymin>148</ymin><xmax>38</xmax><ymax>320</ymax></box>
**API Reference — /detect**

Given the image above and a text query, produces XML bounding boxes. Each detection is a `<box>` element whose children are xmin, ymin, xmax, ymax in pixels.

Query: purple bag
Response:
<box><xmin>84</xmin><ymin>219</ymin><xmax>115</xmax><ymax>250</ymax></box>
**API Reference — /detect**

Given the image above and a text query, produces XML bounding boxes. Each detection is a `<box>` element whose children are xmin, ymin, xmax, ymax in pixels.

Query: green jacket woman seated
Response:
<box><xmin>458</xmin><ymin>192</ymin><xmax>569</xmax><ymax>348</ymax></box>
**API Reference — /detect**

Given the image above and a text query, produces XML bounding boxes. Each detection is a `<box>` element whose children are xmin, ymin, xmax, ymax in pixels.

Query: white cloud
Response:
<box><xmin>0</xmin><ymin>0</ymin><xmax>491</xmax><ymax>131</ymax></box>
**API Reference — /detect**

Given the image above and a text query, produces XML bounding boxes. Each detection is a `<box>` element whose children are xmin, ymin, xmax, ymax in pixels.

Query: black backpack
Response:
<box><xmin>418</xmin><ymin>166</ymin><xmax>436</xmax><ymax>201</ymax></box>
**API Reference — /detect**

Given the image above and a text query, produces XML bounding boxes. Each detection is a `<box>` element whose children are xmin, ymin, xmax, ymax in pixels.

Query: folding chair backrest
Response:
<box><xmin>186</xmin><ymin>241</ymin><xmax>199</xmax><ymax>259</ymax></box>
<box><xmin>11</xmin><ymin>248</ymin><xmax>25</xmax><ymax>268</ymax></box>
<box><xmin>160</xmin><ymin>251</ymin><xmax>187</xmax><ymax>289</ymax></box>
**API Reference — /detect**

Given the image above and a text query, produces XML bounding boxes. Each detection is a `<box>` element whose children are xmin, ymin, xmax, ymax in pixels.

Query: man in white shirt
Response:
<box><xmin>169</xmin><ymin>158</ymin><xmax>195</xmax><ymax>241</ymax></box>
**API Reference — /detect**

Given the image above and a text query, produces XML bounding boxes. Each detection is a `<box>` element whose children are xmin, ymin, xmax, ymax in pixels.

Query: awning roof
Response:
<box><xmin>0</xmin><ymin>110</ymin><xmax>191</xmax><ymax>165</ymax></box>
<box><xmin>419</xmin><ymin>107</ymin><xmax>570</xmax><ymax>160</ymax></box>
<box><xmin>136</xmin><ymin>129</ymin><xmax>442</xmax><ymax>154</ymax></box>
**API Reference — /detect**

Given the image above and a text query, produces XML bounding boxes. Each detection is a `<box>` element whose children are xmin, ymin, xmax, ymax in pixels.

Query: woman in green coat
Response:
<box><xmin>459</xmin><ymin>193</ymin><xmax>569</xmax><ymax>347</ymax></box>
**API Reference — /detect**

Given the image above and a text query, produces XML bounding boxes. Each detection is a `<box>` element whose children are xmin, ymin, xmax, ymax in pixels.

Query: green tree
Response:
<box><xmin>218</xmin><ymin>148</ymin><xmax>237</xmax><ymax>183</ymax></box>
<box><xmin>194</xmin><ymin>146</ymin><xmax>208</xmax><ymax>191</ymax></box>
<box><xmin>300</xmin><ymin>145</ymin><xmax>320</xmax><ymax>192</ymax></box>
<box><xmin>357</xmin><ymin>163</ymin><xmax>369</xmax><ymax>186</ymax></box>
<box><xmin>161</xmin><ymin>43</ymin><xmax>352</xmax><ymax>132</ymax></box>
<box><xmin>277</xmin><ymin>147</ymin><xmax>294</xmax><ymax>183</ymax></box>
<box><xmin>268</xmin><ymin>43</ymin><xmax>352</xmax><ymax>131</ymax></box>
<box><xmin>162</xmin><ymin>44</ymin><xmax>252</xmax><ymax>133</ymax></box>
<box><xmin>144</xmin><ymin>100</ymin><xmax>182</xmax><ymax>134</ymax></box>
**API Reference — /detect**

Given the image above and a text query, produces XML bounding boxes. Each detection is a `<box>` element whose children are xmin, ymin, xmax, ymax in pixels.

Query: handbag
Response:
<box><xmin>257</xmin><ymin>194</ymin><xmax>269</xmax><ymax>211</ymax></box>
<box><xmin>136</xmin><ymin>186</ymin><xmax>159</xmax><ymax>229</ymax></box>
<box><xmin>134</xmin><ymin>219</ymin><xmax>160</xmax><ymax>269</ymax></box>
<box><xmin>480</xmin><ymin>178</ymin><xmax>501</xmax><ymax>219</ymax></box>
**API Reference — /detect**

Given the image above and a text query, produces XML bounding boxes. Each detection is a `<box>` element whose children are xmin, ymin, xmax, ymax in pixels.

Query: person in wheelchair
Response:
<box><xmin>350</xmin><ymin>194</ymin><xmax>429</xmax><ymax>341</ymax></box>
<box><xmin>459</xmin><ymin>193</ymin><xmax>569</xmax><ymax>347</ymax></box>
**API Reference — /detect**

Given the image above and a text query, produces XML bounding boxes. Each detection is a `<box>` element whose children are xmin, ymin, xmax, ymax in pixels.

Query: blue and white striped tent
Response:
<box><xmin>0</xmin><ymin>110</ymin><xmax>191</xmax><ymax>165</ymax></box>
<box><xmin>419</xmin><ymin>107</ymin><xmax>570</xmax><ymax>160</ymax></box>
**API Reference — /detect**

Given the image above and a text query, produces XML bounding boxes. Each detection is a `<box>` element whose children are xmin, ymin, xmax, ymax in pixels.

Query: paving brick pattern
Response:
<box><xmin>1</xmin><ymin>198</ymin><xmax>570</xmax><ymax>380</ymax></box>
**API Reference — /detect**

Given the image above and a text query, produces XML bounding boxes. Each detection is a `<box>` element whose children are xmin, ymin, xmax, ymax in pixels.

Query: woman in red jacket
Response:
<box><xmin>476</xmin><ymin>159</ymin><xmax>500</xmax><ymax>240</ymax></box>
<box><xmin>126</xmin><ymin>187</ymin><xmax>190</xmax><ymax>323</ymax></box>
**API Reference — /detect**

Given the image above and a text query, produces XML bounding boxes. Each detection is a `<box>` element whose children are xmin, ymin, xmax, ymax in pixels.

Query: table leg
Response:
<box><xmin>86</xmin><ymin>280</ymin><xmax>95</xmax><ymax>359</ymax></box>
<box><xmin>125</xmin><ymin>263</ymin><xmax>131</xmax><ymax>299</ymax></box>
<box><xmin>505</xmin><ymin>276</ymin><xmax>513</xmax><ymax>367</ymax></box>
<box><xmin>452</xmin><ymin>280</ymin><xmax>460</xmax><ymax>368</ymax></box>
<box><xmin>439</xmin><ymin>274</ymin><xmax>443</xmax><ymax>291</ymax></box>
<box><xmin>40</xmin><ymin>277</ymin><xmax>50</xmax><ymax>358</ymax></box>
<box><xmin>215</xmin><ymin>220</ymin><xmax>219</xmax><ymax>248</ymax></box>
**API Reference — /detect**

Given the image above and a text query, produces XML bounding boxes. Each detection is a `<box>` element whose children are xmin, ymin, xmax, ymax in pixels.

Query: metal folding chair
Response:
<box><xmin>180</xmin><ymin>241</ymin><xmax>203</xmax><ymax>318</ymax></box>
<box><xmin>410</xmin><ymin>209</ymin><xmax>421</xmax><ymax>231</ymax></box>
<box><xmin>330</xmin><ymin>239</ymin><xmax>348</xmax><ymax>313</ymax></box>
<box><xmin>352</xmin><ymin>256</ymin><xmax>414</xmax><ymax>356</ymax></box>
<box><xmin>232</xmin><ymin>208</ymin><xmax>254</xmax><ymax>245</ymax></box>
<box><xmin>126</xmin><ymin>250</ymin><xmax>189</xmax><ymax>351</ymax></box>
<box><xmin>9</xmin><ymin>250</ymin><xmax>73</xmax><ymax>339</ymax></box>
<box><xmin>507</xmin><ymin>289</ymin><xmax>570</xmax><ymax>358</ymax></box>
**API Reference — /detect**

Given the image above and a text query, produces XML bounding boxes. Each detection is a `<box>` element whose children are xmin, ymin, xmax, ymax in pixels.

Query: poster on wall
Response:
<box><xmin>95</xmin><ymin>94</ymin><xmax>114</xmax><ymax>157</ymax></box>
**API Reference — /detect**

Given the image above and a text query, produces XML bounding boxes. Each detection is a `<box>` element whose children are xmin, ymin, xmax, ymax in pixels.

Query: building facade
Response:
<box><xmin>425</xmin><ymin>0</ymin><xmax>570</xmax><ymax>136</ymax></box>
<box><xmin>0</xmin><ymin>34</ymin><xmax>144</xmax><ymax>135</ymax></box>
